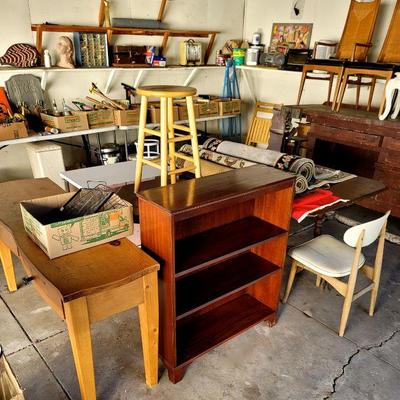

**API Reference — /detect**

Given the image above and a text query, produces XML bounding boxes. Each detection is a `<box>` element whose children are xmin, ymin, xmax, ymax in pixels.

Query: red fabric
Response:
<box><xmin>292</xmin><ymin>189</ymin><xmax>346</xmax><ymax>222</ymax></box>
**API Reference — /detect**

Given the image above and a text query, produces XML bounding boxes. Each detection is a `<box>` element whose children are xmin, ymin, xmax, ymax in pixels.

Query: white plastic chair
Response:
<box><xmin>283</xmin><ymin>211</ymin><xmax>390</xmax><ymax>336</ymax></box>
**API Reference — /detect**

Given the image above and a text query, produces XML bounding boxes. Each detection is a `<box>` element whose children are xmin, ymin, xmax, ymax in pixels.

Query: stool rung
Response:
<box><xmin>168</xmin><ymin>166</ymin><xmax>195</xmax><ymax>175</ymax></box>
<box><xmin>172</xmin><ymin>124</ymin><xmax>192</xmax><ymax>133</ymax></box>
<box><xmin>142</xmin><ymin>159</ymin><xmax>161</xmax><ymax>169</ymax></box>
<box><xmin>174</xmin><ymin>153</ymin><xmax>195</xmax><ymax>162</ymax></box>
<box><xmin>144</xmin><ymin>128</ymin><xmax>161</xmax><ymax>137</ymax></box>
<box><xmin>168</xmin><ymin>135</ymin><xmax>192</xmax><ymax>143</ymax></box>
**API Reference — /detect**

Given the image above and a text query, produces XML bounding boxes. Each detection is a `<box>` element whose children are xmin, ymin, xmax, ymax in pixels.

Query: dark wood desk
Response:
<box><xmin>0</xmin><ymin>178</ymin><xmax>160</xmax><ymax>399</ymax></box>
<box><xmin>307</xmin><ymin>176</ymin><xmax>386</xmax><ymax>235</ymax></box>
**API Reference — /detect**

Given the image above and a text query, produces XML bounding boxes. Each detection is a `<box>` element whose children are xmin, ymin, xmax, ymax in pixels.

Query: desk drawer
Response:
<box><xmin>310</xmin><ymin>124</ymin><xmax>381</xmax><ymax>149</ymax></box>
<box><xmin>382</xmin><ymin>137</ymin><xmax>400</xmax><ymax>152</ymax></box>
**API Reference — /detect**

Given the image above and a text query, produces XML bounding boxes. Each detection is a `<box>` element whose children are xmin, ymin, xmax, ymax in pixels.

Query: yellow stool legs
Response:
<box><xmin>134</xmin><ymin>94</ymin><xmax>202</xmax><ymax>193</ymax></box>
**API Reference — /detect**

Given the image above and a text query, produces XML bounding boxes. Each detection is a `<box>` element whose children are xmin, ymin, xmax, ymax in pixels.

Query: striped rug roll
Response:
<box><xmin>0</xmin><ymin>44</ymin><xmax>41</xmax><ymax>68</ymax></box>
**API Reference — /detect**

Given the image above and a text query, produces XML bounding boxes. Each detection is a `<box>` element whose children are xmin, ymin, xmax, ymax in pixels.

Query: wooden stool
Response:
<box><xmin>0</xmin><ymin>178</ymin><xmax>160</xmax><ymax>399</ymax></box>
<box><xmin>134</xmin><ymin>85</ymin><xmax>202</xmax><ymax>192</ymax></box>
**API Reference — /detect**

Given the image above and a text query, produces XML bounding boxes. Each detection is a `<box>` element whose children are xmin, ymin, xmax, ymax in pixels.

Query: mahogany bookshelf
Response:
<box><xmin>137</xmin><ymin>165</ymin><xmax>295</xmax><ymax>383</ymax></box>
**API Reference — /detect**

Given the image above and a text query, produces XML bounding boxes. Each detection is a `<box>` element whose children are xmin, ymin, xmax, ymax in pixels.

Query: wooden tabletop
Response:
<box><xmin>137</xmin><ymin>165</ymin><xmax>295</xmax><ymax>216</ymax></box>
<box><xmin>0</xmin><ymin>178</ymin><xmax>159</xmax><ymax>303</ymax></box>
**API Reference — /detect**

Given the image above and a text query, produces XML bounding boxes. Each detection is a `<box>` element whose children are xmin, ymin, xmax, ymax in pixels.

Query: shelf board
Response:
<box><xmin>176</xmin><ymin>252</ymin><xmax>280</xmax><ymax>319</ymax></box>
<box><xmin>175</xmin><ymin>217</ymin><xmax>286</xmax><ymax>277</ymax></box>
<box><xmin>176</xmin><ymin>294</ymin><xmax>274</xmax><ymax>366</ymax></box>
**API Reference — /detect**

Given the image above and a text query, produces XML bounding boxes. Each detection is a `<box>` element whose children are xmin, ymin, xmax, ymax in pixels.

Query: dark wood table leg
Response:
<box><xmin>313</xmin><ymin>214</ymin><xmax>325</xmax><ymax>237</ymax></box>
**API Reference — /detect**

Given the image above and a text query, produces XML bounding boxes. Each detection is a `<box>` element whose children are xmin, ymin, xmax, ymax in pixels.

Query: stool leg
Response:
<box><xmin>167</xmin><ymin>97</ymin><xmax>177</xmax><ymax>184</ymax></box>
<box><xmin>134</xmin><ymin>95</ymin><xmax>148</xmax><ymax>193</ymax></box>
<box><xmin>0</xmin><ymin>240</ymin><xmax>17</xmax><ymax>292</ymax></box>
<box><xmin>160</xmin><ymin>97</ymin><xmax>168</xmax><ymax>186</ymax></box>
<box><xmin>64</xmin><ymin>297</ymin><xmax>96</xmax><ymax>400</ymax></box>
<box><xmin>186</xmin><ymin>96</ymin><xmax>201</xmax><ymax>178</ymax></box>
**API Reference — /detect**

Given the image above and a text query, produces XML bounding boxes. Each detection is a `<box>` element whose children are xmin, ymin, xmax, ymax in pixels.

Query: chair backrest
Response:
<box><xmin>337</xmin><ymin>0</ymin><xmax>381</xmax><ymax>61</ymax></box>
<box><xmin>343</xmin><ymin>211</ymin><xmax>390</xmax><ymax>248</ymax></box>
<box><xmin>245</xmin><ymin>102</ymin><xmax>281</xmax><ymax>146</ymax></box>
<box><xmin>377</xmin><ymin>0</ymin><xmax>400</xmax><ymax>63</ymax></box>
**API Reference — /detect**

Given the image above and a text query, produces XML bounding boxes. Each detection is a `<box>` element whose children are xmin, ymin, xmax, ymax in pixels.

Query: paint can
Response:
<box><xmin>232</xmin><ymin>48</ymin><xmax>246</xmax><ymax>66</ymax></box>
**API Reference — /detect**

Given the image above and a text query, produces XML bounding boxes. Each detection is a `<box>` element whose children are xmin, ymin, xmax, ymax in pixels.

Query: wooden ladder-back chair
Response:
<box><xmin>245</xmin><ymin>102</ymin><xmax>282</xmax><ymax>147</ymax></box>
<box><xmin>336</xmin><ymin>0</ymin><xmax>400</xmax><ymax>114</ymax></box>
<box><xmin>283</xmin><ymin>211</ymin><xmax>390</xmax><ymax>337</ymax></box>
<box><xmin>297</xmin><ymin>0</ymin><xmax>381</xmax><ymax>110</ymax></box>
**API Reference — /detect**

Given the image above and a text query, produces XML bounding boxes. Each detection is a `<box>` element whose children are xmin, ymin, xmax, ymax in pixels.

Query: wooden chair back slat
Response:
<box><xmin>378</xmin><ymin>0</ymin><xmax>400</xmax><ymax>63</ymax></box>
<box><xmin>337</xmin><ymin>0</ymin><xmax>381</xmax><ymax>61</ymax></box>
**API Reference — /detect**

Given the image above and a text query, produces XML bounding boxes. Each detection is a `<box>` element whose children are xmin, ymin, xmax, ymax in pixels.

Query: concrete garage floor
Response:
<box><xmin>1</xmin><ymin>218</ymin><xmax>400</xmax><ymax>400</ymax></box>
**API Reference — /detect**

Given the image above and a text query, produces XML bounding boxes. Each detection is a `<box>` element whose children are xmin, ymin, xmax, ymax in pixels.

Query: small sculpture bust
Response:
<box><xmin>56</xmin><ymin>36</ymin><xmax>75</xmax><ymax>69</ymax></box>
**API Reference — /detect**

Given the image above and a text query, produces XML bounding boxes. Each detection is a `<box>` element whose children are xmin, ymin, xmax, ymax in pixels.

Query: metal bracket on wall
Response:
<box><xmin>183</xmin><ymin>68</ymin><xmax>199</xmax><ymax>86</ymax></box>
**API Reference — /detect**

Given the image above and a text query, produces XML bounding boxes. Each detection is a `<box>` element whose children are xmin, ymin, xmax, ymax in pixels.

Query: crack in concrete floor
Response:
<box><xmin>324</xmin><ymin>328</ymin><xmax>400</xmax><ymax>399</ymax></box>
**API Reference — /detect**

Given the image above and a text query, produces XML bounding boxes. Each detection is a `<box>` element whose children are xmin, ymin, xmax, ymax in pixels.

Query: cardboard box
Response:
<box><xmin>40</xmin><ymin>113</ymin><xmax>89</xmax><ymax>133</ymax></box>
<box><xmin>216</xmin><ymin>98</ymin><xmax>241</xmax><ymax>115</ymax></box>
<box><xmin>114</xmin><ymin>107</ymin><xmax>140</xmax><ymax>126</ymax></box>
<box><xmin>20</xmin><ymin>192</ymin><xmax>134</xmax><ymax>259</ymax></box>
<box><xmin>73</xmin><ymin>109</ymin><xmax>115</xmax><ymax>129</ymax></box>
<box><xmin>149</xmin><ymin>104</ymin><xmax>179</xmax><ymax>123</ymax></box>
<box><xmin>0</xmin><ymin>353</ymin><xmax>24</xmax><ymax>400</ymax></box>
<box><xmin>0</xmin><ymin>121</ymin><xmax>28</xmax><ymax>142</ymax></box>
<box><xmin>176</xmin><ymin>101</ymin><xmax>200</xmax><ymax>120</ymax></box>
<box><xmin>197</xmin><ymin>100</ymin><xmax>219</xmax><ymax>116</ymax></box>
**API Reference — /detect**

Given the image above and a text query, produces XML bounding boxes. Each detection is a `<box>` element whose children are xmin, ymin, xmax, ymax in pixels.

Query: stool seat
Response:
<box><xmin>137</xmin><ymin>85</ymin><xmax>197</xmax><ymax>98</ymax></box>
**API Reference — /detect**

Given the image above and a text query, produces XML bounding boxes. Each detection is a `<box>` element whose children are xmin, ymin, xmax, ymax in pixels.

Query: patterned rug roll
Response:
<box><xmin>202</xmin><ymin>138</ymin><xmax>316</xmax><ymax>182</ymax></box>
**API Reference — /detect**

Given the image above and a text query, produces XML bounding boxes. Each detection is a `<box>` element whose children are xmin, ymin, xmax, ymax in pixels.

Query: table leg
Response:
<box><xmin>313</xmin><ymin>214</ymin><xmax>325</xmax><ymax>237</ymax></box>
<box><xmin>64</xmin><ymin>297</ymin><xmax>96</xmax><ymax>400</ymax></box>
<box><xmin>0</xmin><ymin>239</ymin><xmax>17</xmax><ymax>292</ymax></box>
<box><xmin>138</xmin><ymin>271</ymin><xmax>159</xmax><ymax>387</ymax></box>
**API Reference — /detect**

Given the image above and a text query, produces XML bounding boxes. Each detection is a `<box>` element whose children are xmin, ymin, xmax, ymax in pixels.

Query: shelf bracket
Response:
<box><xmin>183</xmin><ymin>68</ymin><xmax>198</xmax><ymax>86</ymax></box>
<box><xmin>160</xmin><ymin>32</ymin><xmax>170</xmax><ymax>56</ymax></box>
<box><xmin>134</xmin><ymin>70</ymin><xmax>145</xmax><ymax>89</ymax></box>
<box><xmin>104</xmin><ymin>69</ymin><xmax>117</xmax><ymax>94</ymax></box>
<box><xmin>240</xmin><ymin>69</ymin><xmax>256</xmax><ymax>103</ymax></box>
<box><xmin>204</xmin><ymin>33</ymin><xmax>217</xmax><ymax>65</ymax></box>
<box><xmin>157</xmin><ymin>0</ymin><xmax>168</xmax><ymax>22</ymax></box>
<box><xmin>41</xmin><ymin>70</ymin><xmax>48</xmax><ymax>91</ymax></box>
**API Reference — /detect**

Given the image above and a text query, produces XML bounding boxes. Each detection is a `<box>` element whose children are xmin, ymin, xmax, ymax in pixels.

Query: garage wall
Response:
<box><xmin>0</xmin><ymin>0</ymin><xmax>245</xmax><ymax>181</ymax></box>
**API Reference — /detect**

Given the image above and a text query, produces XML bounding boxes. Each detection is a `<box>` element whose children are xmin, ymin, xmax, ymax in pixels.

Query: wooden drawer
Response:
<box><xmin>374</xmin><ymin>163</ymin><xmax>400</xmax><ymax>190</ymax></box>
<box><xmin>378</xmin><ymin>149</ymin><xmax>400</xmax><ymax>166</ymax></box>
<box><xmin>310</xmin><ymin>124</ymin><xmax>381</xmax><ymax>149</ymax></box>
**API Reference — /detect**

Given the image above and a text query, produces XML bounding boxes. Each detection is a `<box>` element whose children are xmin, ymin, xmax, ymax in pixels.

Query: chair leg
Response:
<box><xmin>297</xmin><ymin>71</ymin><xmax>307</xmax><ymax>105</ymax></box>
<box><xmin>379</xmin><ymin>79</ymin><xmax>391</xmax><ymax>118</ymax></box>
<box><xmin>316</xmin><ymin>275</ymin><xmax>322</xmax><ymax>287</ymax></box>
<box><xmin>0</xmin><ymin>239</ymin><xmax>17</xmax><ymax>292</ymax></box>
<box><xmin>327</xmin><ymin>73</ymin><xmax>334</xmax><ymax>105</ymax></box>
<box><xmin>332</xmin><ymin>69</ymin><xmax>344</xmax><ymax>111</ymax></box>
<box><xmin>167</xmin><ymin>97</ymin><xmax>176</xmax><ymax>184</ymax></box>
<box><xmin>339</xmin><ymin>288</ymin><xmax>356</xmax><ymax>337</ymax></box>
<box><xmin>355</xmin><ymin>76</ymin><xmax>361</xmax><ymax>111</ymax></box>
<box><xmin>186</xmin><ymin>96</ymin><xmax>201</xmax><ymax>178</ymax></box>
<box><xmin>367</xmin><ymin>77</ymin><xmax>377</xmax><ymax>112</ymax></box>
<box><xmin>160</xmin><ymin>97</ymin><xmax>169</xmax><ymax>187</ymax></box>
<box><xmin>283</xmin><ymin>260</ymin><xmax>298</xmax><ymax>303</ymax></box>
<box><xmin>134</xmin><ymin>95</ymin><xmax>148</xmax><ymax>193</ymax></box>
<box><xmin>336</xmin><ymin>72</ymin><xmax>349</xmax><ymax>112</ymax></box>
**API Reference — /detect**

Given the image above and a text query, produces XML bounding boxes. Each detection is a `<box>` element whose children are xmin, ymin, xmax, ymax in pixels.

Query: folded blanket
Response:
<box><xmin>292</xmin><ymin>189</ymin><xmax>348</xmax><ymax>222</ymax></box>
<box><xmin>202</xmin><ymin>138</ymin><xmax>316</xmax><ymax>182</ymax></box>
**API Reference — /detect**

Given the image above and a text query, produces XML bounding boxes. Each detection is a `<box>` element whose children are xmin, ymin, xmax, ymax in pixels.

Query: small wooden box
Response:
<box><xmin>0</xmin><ymin>352</ymin><xmax>24</xmax><ymax>400</ymax></box>
<box><xmin>149</xmin><ymin>104</ymin><xmax>179</xmax><ymax>123</ymax></box>
<box><xmin>114</xmin><ymin>107</ymin><xmax>140</xmax><ymax>126</ymax></box>
<box><xmin>40</xmin><ymin>113</ymin><xmax>89</xmax><ymax>133</ymax></box>
<box><xmin>73</xmin><ymin>109</ymin><xmax>115</xmax><ymax>129</ymax></box>
<box><xmin>0</xmin><ymin>122</ymin><xmax>28</xmax><ymax>142</ymax></box>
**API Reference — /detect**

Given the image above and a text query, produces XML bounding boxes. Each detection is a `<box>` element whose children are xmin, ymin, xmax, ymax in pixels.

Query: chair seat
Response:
<box><xmin>137</xmin><ymin>85</ymin><xmax>197</xmax><ymax>98</ymax></box>
<box><xmin>343</xmin><ymin>61</ymin><xmax>396</xmax><ymax>71</ymax></box>
<box><xmin>305</xmin><ymin>58</ymin><xmax>346</xmax><ymax>67</ymax></box>
<box><xmin>288</xmin><ymin>234</ymin><xmax>365</xmax><ymax>277</ymax></box>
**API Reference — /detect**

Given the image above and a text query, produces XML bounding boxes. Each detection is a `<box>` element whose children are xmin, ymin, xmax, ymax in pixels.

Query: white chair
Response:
<box><xmin>283</xmin><ymin>211</ymin><xmax>390</xmax><ymax>337</ymax></box>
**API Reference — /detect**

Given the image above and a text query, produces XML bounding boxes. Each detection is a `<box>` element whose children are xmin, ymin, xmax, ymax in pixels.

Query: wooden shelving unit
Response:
<box><xmin>137</xmin><ymin>165</ymin><xmax>295</xmax><ymax>383</ymax></box>
<box><xmin>31</xmin><ymin>24</ymin><xmax>219</xmax><ymax>65</ymax></box>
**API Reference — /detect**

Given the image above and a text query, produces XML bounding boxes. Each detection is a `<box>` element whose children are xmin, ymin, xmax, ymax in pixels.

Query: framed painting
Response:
<box><xmin>270</xmin><ymin>23</ymin><xmax>313</xmax><ymax>51</ymax></box>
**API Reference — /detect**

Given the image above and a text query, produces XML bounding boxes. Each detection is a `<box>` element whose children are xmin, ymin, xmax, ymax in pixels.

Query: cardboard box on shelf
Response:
<box><xmin>175</xmin><ymin>101</ymin><xmax>200</xmax><ymax>120</ymax></box>
<box><xmin>114</xmin><ymin>107</ymin><xmax>140</xmax><ymax>126</ymax></box>
<box><xmin>215</xmin><ymin>98</ymin><xmax>241</xmax><ymax>115</ymax></box>
<box><xmin>0</xmin><ymin>121</ymin><xmax>28</xmax><ymax>141</ymax></box>
<box><xmin>149</xmin><ymin>104</ymin><xmax>179</xmax><ymax>124</ymax></box>
<box><xmin>40</xmin><ymin>113</ymin><xmax>89</xmax><ymax>133</ymax></box>
<box><xmin>73</xmin><ymin>109</ymin><xmax>115</xmax><ymax>129</ymax></box>
<box><xmin>20</xmin><ymin>192</ymin><xmax>134</xmax><ymax>259</ymax></box>
<box><xmin>197</xmin><ymin>99</ymin><xmax>219</xmax><ymax>117</ymax></box>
